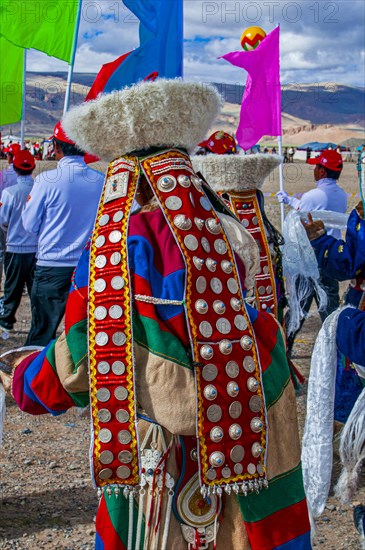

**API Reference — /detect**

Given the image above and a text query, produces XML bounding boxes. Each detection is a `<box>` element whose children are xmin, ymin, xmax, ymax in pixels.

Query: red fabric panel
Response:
<box><xmin>31</xmin><ymin>357</ymin><xmax>76</xmax><ymax>411</ymax></box>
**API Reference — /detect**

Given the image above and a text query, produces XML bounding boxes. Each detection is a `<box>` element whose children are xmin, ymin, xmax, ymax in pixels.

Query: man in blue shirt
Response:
<box><xmin>22</xmin><ymin>122</ymin><xmax>104</xmax><ymax>345</ymax></box>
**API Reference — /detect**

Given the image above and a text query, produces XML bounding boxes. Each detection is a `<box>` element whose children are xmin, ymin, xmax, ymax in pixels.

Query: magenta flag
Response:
<box><xmin>221</xmin><ymin>26</ymin><xmax>282</xmax><ymax>150</ymax></box>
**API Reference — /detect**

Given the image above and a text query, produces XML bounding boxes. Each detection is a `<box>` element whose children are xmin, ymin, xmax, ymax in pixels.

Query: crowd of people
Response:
<box><xmin>0</xmin><ymin>79</ymin><xmax>364</xmax><ymax>549</ymax></box>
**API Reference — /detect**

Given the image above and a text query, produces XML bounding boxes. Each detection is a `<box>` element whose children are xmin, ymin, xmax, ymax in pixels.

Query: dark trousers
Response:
<box><xmin>0</xmin><ymin>251</ymin><xmax>36</xmax><ymax>329</ymax></box>
<box><xmin>0</xmin><ymin>227</ymin><xmax>6</xmax><ymax>289</ymax></box>
<box><xmin>25</xmin><ymin>265</ymin><xmax>75</xmax><ymax>346</ymax></box>
<box><xmin>287</xmin><ymin>270</ymin><xmax>340</xmax><ymax>353</ymax></box>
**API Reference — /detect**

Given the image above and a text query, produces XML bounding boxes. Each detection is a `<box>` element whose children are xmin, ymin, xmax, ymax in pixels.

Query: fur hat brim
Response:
<box><xmin>192</xmin><ymin>154</ymin><xmax>281</xmax><ymax>192</ymax></box>
<box><xmin>62</xmin><ymin>79</ymin><xmax>223</xmax><ymax>161</ymax></box>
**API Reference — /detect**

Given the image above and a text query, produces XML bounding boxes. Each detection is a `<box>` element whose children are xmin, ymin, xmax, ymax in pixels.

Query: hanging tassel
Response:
<box><xmin>127</xmin><ymin>490</ymin><xmax>134</xmax><ymax>550</ymax></box>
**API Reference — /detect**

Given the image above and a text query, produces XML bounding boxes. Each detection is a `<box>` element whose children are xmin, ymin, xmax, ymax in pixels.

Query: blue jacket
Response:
<box><xmin>337</xmin><ymin>308</ymin><xmax>365</xmax><ymax>367</ymax></box>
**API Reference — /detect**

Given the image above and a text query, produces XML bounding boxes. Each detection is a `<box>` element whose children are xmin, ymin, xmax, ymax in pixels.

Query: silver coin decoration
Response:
<box><xmin>234</xmin><ymin>463</ymin><xmax>244</xmax><ymax>475</ymax></box>
<box><xmin>221</xmin><ymin>260</ymin><xmax>232</xmax><ymax>274</ymax></box>
<box><xmin>201</xmin><ymin>237</ymin><xmax>210</xmax><ymax>253</ymax></box>
<box><xmin>110</xmin><ymin>252</ymin><xmax>122</xmax><ymax>265</ymax></box>
<box><xmin>206</xmin><ymin>218</ymin><xmax>221</xmax><ymax>234</ymax></box>
<box><xmin>196</xmin><ymin>276</ymin><xmax>207</xmax><ymax>294</ymax></box>
<box><xmin>193</xmin><ymin>256</ymin><xmax>204</xmax><ymax>270</ymax></box>
<box><xmin>209</xmin><ymin>451</ymin><xmax>225</xmax><ymax>467</ymax></box>
<box><xmin>97</xmin><ymin>387</ymin><xmax>110</xmax><ymax>403</ymax></box>
<box><xmin>219</xmin><ymin>339</ymin><xmax>232</xmax><ymax>355</ymax></box>
<box><xmin>190</xmin><ymin>448</ymin><xmax>198</xmax><ymax>462</ymax></box>
<box><xmin>118</xmin><ymin>430</ymin><xmax>132</xmax><ymax>445</ymax></box>
<box><xmin>202</xmin><ymin>363</ymin><xmax>218</xmax><ymax>381</ymax></box>
<box><xmin>200</xmin><ymin>196</ymin><xmax>211</xmax><ymax>211</ymax></box>
<box><xmin>207</xmin><ymin>404</ymin><xmax>222</xmax><ymax>422</ymax></box>
<box><xmin>99</xmin><ymin>428</ymin><xmax>112</xmax><ymax>443</ymax></box>
<box><xmin>157</xmin><ymin>175</ymin><xmax>177</xmax><ymax>192</ymax></box>
<box><xmin>210</xmin><ymin>278</ymin><xmax>223</xmax><ymax>294</ymax></box>
<box><xmin>118</xmin><ymin>450</ymin><xmax>133</xmax><ymax>464</ymax></box>
<box><xmin>99</xmin><ymin>214</ymin><xmax>110</xmax><ymax>227</ymax></box>
<box><xmin>200</xmin><ymin>344</ymin><xmax>213</xmax><ymax>360</ymax></box>
<box><xmin>240</xmin><ymin>336</ymin><xmax>252</xmax><ymax>351</ymax></box>
<box><xmin>266</xmin><ymin>285</ymin><xmax>272</xmax><ymax>294</ymax></box>
<box><xmin>194</xmin><ymin>217</ymin><xmax>204</xmax><ymax>231</ymax></box>
<box><xmin>250</xmin><ymin>417</ymin><xmax>263</xmax><ymax>433</ymax></box>
<box><xmin>165</xmin><ymin>196</ymin><xmax>182</xmax><ymax>211</ymax></box>
<box><xmin>227</xmin><ymin>381</ymin><xmax>239</xmax><ymax>397</ymax></box>
<box><xmin>258</xmin><ymin>286</ymin><xmax>266</xmax><ymax>296</ymax></box>
<box><xmin>109</xmin><ymin>230</ymin><xmax>122</xmax><ymax>243</ymax></box>
<box><xmin>189</xmin><ymin>192</ymin><xmax>195</xmax><ymax>207</ymax></box>
<box><xmin>225</xmin><ymin>361</ymin><xmax>239</xmax><ymax>378</ymax></box>
<box><xmin>116</xmin><ymin>409</ymin><xmax>130</xmax><ymax>423</ymax></box>
<box><xmin>100</xmin><ymin>450</ymin><xmax>114</xmax><ymax>464</ymax></box>
<box><xmin>230</xmin><ymin>445</ymin><xmax>245</xmax><ymax>463</ymax></box>
<box><xmin>252</xmin><ymin>216</ymin><xmax>258</xmax><ymax>226</ymax></box>
<box><xmin>98</xmin><ymin>409</ymin><xmax>112</xmax><ymax>423</ymax></box>
<box><xmin>109</xmin><ymin>305</ymin><xmax>123</xmax><ymax>319</ymax></box>
<box><xmin>206</xmin><ymin>258</ymin><xmax>217</xmax><ymax>272</ymax></box>
<box><xmin>112</xmin><ymin>332</ymin><xmax>126</xmax><ymax>346</ymax></box>
<box><xmin>113</xmin><ymin>211</ymin><xmax>124</xmax><ymax>223</ymax></box>
<box><xmin>115</xmin><ymin>386</ymin><xmax>128</xmax><ymax>401</ymax></box>
<box><xmin>221</xmin><ymin>467</ymin><xmax>231</xmax><ymax>479</ymax></box>
<box><xmin>263</xmin><ymin>266</ymin><xmax>269</xmax><ymax>274</ymax></box>
<box><xmin>174</xmin><ymin>214</ymin><xmax>192</xmax><ymax>231</ymax></box>
<box><xmin>111</xmin><ymin>276</ymin><xmax>125</xmax><ymax>290</ymax></box>
<box><xmin>203</xmin><ymin>384</ymin><xmax>217</xmax><ymax>401</ymax></box>
<box><xmin>117</xmin><ymin>466</ymin><xmax>131</xmax><ymax>479</ymax></box>
<box><xmin>94</xmin><ymin>279</ymin><xmax>106</xmax><ymax>293</ymax></box>
<box><xmin>99</xmin><ymin>468</ymin><xmax>112</xmax><ymax>480</ymax></box>
<box><xmin>216</xmin><ymin>318</ymin><xmax>231</xmax><ymax>335</ymax></box>
<box><xmin>243</xmin><ymin>356</ymin><xmax>256</xmax><ymax>373</ymax></box>
<box><xmin>242</xmin><ymin>219</ymin><xmax>249</xmax><ymax>228</ymax></box>
<box><xmin>178</xmin><ymin>174</ymin><xmax>191</xmax><ymax>187</ymax></box>
<box><xmin>95</xmin><ymin>332</ymin><xmax>108</xmax><ymax>346</ymax></box>
<box><xmin>247</xmin><ymin>463</ymin><xmax>256</xmax><ymax>475</ymax></box>
<box><xmin>95</xmin><ymin>235</ymin><xmax>106</xmax><ymax>248</ymax></box>
<box><xmin>257</xmin><ymin>464</ymin><xmax>264</xmax><ymax>475</ymax></box>
<box><xmin>213</xmin><ymin>300</ymin><xmax>226</xmax><ymax>314</ymax></box>
<box><xmin>206</xmin><ymin>469</ymin><xmax>217</xmax><ymax>481</ymax></box>
<box><xmin>112</xmin><ymin>361</ymin><xmax>125</xmax><ymax>375</ymax></box>
<box><xmin>94</xmin><ymin>306</ymin><xmax>107</xmax><ymax>321</ymax></box>
<box><xmin>234</xmin><ymin>315</ymin><xmax>247</xmax><ymax>331</ymax></box>
<box><xmin>247</xmin><ymin>377</ymin><xmax>259</xmax><ymax>392</ymax></box>
<box><xmin>229</xmin><ymin>401</ymin><xmax>242</xmax><ymax>419</ymax></box>
<box><xmin>229</xmin><ymin>423</ymin><xmax>242</xmax><ymax>440</ymax></box>
<box><xmin>199</xmin><ymin>321</ymin><xmax>213</xmax><ymax>338</ymax></box>
<box><xmin>184</xmin><ymin>234</ymin><xmax>198</xmax><ymax>251</ymax></box>
<box><xmin>191</xmin><ymin>176</ymin><xmax>202</xmax><ymax>191</ymax></box>
<box><xmin>214</xmin><ymin>239</ymin><xmax>227</xmax><ymax>255</ymax></box>
<box><xmin>95</xmin><ymin>255</ymin><xmax>107</xmax><ymax>269</ymax></box>
<box><xmin>97</xmin><ymin>361</ymin><xmax>110</xmax><ymax>375</ymax></box>
<box><xmin>227</xmin><ymin>278</ymin><xmax>239</xmax><ymax>294</ymax></box>
<box><xmin>230</xmin><ymin>297</ymin><xmax>241</xmax><ymax>311</ymax></box>
<box><xmin>195</xmin><ymin>299</ymin><xmax>208</xmax><ymax>314</ymax></box>
<box><xmin>249</xmin><ymin>395</ymin><xmax>263</xmax><ymax>413</ymax></box>
<box><xmin>210</xmin><ymin>426</ymin><xmax>223</xmax><ymax>442</ymax></box>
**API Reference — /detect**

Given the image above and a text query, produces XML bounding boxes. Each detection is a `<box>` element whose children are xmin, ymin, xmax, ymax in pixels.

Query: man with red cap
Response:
<box><xmin>0</xmin><ymin>150</ymin><xmax>37</xmax><ymax>333</ymax></box>
<box><xmin>276</xmin><ymin>149</ymin><xmax>347</xmax><ymax>355</ymax></box>
<box><xmin>22</xmin><ymin>121</ymin><xmax>104</xmax><ymax>345</ymax></box>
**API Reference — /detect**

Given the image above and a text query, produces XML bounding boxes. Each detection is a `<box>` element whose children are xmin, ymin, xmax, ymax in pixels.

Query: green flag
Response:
<box><xmin>0</xmin><ymin>0</ymin><xmax>80</xmax><ymax>63</ymax></box>
<box><xmin>0</xmin><ymin>34</ymin><xmax>24</xmax><ymax>125</ymax></box>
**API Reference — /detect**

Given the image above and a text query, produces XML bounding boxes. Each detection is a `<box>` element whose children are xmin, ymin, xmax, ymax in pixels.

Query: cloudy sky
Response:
<box><xmin>28</xmin><ymin>0</ymin><xmax>365</xmax><ymax>87</ymax></box>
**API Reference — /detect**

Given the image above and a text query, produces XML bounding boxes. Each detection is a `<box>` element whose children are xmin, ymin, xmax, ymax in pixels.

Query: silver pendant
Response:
<box><xmin>104</xmin><ymin>172</ymin><xmax>129</xmax><ymax>204</ymax></box>
<box><xmin>157</xmin><ymin>175</ymin><xmax>177</xmax><ymax>193</ymax></box>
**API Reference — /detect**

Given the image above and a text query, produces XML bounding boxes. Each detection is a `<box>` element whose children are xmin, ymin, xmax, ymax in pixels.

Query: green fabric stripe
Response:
<box><xmin>105</xmin><ymin>491</ymin><xmax>145</xmax><ymax>547</ymax></box>
<box><xmin>238</xmin><ymin>463</ymin><xmax>306</xmax><ymax>522</ymax></box>
<box><xmin>262</xmin><ymin>327</ymin><xmax>291</xmax><ymax>409</ymax></box>
<box><xmin>66</xmin><ymin>319</ymin><xmax>88</xmax><ymax>371</ymax></box>
<box><xmin>133</xmin><ymin>310</ymin><xmax>191</xmax><ymax>369</ymax></box>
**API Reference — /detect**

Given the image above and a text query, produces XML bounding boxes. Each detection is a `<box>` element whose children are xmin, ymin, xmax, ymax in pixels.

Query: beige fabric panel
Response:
<box><xmin>54</xmin><ymin>331</ymin><xmax>89</xmax><ymax>393</ymax></box>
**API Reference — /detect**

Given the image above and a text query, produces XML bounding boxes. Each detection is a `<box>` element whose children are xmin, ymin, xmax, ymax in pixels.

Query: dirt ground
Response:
<box><xmin>0</xmin><ymin>159</ymin><xmax>364</xmax><ymax>549</ymax></box>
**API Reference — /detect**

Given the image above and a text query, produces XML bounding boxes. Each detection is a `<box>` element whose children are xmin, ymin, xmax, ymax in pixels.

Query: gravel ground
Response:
<box><xmin>0</xmin><ymin>159</ymin><xmax>364</xmax><ymax>549</ymax></box>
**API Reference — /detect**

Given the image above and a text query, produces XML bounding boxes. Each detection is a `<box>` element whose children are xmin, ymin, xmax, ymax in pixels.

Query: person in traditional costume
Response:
<box><xmin>0</xmin><ymin>79</ymin><xmax>311</xmax><ymax>550</ymax></box>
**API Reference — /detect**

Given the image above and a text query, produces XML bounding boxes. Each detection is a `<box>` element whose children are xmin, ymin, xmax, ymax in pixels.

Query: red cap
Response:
<box><xmin>307</xmin><ymin>149</ymin><xmax>343</xmax><ymax>172</ymax></box>
<box><xmin>7</xmin><ymin>143</ymin><xmax>21</xmax><ymax>156</ymax></box>
<box><xmin>199</xmin><ymin>131</ymin><xmax>237</xmax><ymax>155</ymax></box>
<box><xmin>13</xmin><ymin>150</ymin><xmax>36</xmax><ymax>171</ymax></box>
<box><xmin>53</xmin><ymin>121</ymin><xmax>75</xmax><ymax>145</ymax></box>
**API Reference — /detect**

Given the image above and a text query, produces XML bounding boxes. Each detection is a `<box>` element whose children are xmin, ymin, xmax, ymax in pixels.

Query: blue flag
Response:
<box><xmin>104</xmin><ymin>0</ymin><xmax>183</xmax><ymax>92</ymax></box>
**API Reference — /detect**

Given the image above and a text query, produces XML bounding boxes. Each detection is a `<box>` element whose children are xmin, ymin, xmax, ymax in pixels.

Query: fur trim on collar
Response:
<box><xmin>192</xmin><ymin>154</ymin><xmax>281</xmax><ymax>192</ymax></box>
<box><xmin>62</xmin><ymin>79</ymin><xmax>223</xmax><ymax>162</ymax></box>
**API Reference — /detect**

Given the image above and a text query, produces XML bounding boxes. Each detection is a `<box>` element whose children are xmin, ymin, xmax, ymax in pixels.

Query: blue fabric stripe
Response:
<box><xmin>275</xmin><ymin>531</ymin><xmax>312</xmax><ymax>550</ymax></box>
<box><xmin>94</xmin><ymin>532</ymin><xmax>104</xmax><ymax>550</ymax></box>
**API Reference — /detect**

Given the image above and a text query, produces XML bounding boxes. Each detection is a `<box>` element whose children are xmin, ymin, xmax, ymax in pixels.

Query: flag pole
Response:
<box><xmin>20</xmin><ymin>49</ymin><xmax>27</xmax><ymax>148</ymax></box>
<box><xmin>63</xmin><ymin>0</ymin><xmax>82</xmax><ymax>116</ymax></box>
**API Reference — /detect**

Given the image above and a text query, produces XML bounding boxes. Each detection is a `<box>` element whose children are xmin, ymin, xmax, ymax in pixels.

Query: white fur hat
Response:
<box><xmin>62</xmin><ymin>79</ymin><xmax>223</xmax><ymax>162</ymax></box>
<box><xmin>191</xmin><ymin>153</ymin><xmax>281</xmax><ymax>192</ymax></box>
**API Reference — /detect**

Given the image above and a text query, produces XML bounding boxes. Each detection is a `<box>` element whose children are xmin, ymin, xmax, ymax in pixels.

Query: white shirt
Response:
<box><xmin>0</xmin><ymin>175</ymin><xmax>38</xmax><ymax>253</ymax></box>
<box><xmin>22</xmin><ymin>156</ymin><xmax>104</xmax><ymax>266</ymax></box>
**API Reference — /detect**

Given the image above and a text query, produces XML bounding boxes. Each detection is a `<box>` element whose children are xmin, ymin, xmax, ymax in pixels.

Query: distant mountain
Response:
<box><xmin>1</xmin><ymin>72</ymin><xmax>364</xmax><ymax>144</ymax></box>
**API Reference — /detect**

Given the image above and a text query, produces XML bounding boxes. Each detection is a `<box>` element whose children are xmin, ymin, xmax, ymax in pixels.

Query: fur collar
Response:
<box><xmin>192</xmin><ymin>154</ymin><xmax>281</xmax><ymax>192</ymax></box>
<box><xmin>62</xmin><ymin>79</ymin><xmax>223</xmax><ymax>162</ymax></box>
